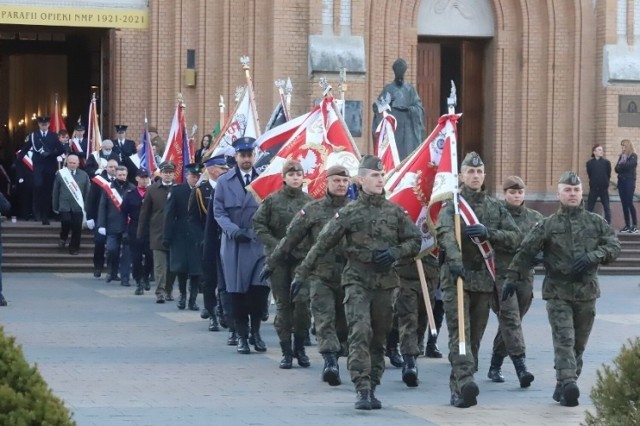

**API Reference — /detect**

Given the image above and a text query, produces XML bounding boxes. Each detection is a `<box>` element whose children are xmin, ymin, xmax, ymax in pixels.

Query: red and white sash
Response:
<box><xmin>59</xmin><ymin>168</ymin><xmax>86</xmax><ymax>221</ymax></box>
<box><xmin>20</xmin><ymin>150</ymin><xmax>33</xmax><ymax>171</ymax></box>
<box><xmin>458</xmin><ymin>195</ymin><xmax>496</xmax><ymax>281</ymax></box>
<box><xmin>92</xmin><ymin>176</ymin><xmax>123</xmax><ymax>211</ymax></box>
<box><xmin>71</xmin><ymin>138</ymin><xmax>84</xmax><ymax>154</ymax></box>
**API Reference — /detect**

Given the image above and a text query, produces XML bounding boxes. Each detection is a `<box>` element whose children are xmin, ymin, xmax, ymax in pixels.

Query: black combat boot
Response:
<box><xmin>279</xmin><ymin>341</ymin><xmax>293</xmax><ymax>369</ymax></box>
<box><xmin>216</xmin><ymin>304</ymin><xmax>227</xmax><ymax>329</ymax></box>
<box><xmin>425</xmin><ymin>331</ymin><xmax>443</xmax><ymax>358</ymax></box>
<box><xmin>401</xmin><ymin>354</ymin><xmax>419</xmax><ymax>387</ymax></box>
<box><xmin>177</xmin><ymin>293</ymin><xmax>187</xmax><ymax>310</ymax></box>
<box><xmin>552</xmin><ymin>381</ymin><xmax>562</xmax><ymax>402</ymax></box>
<box><xmin>251</xmin><ymin>331</ymin><xmax>267</xmax><ymax>352</ymax></box>
<box><xmin>143</xmin><ymin>278</ymin><xmax>151</xmax><ymax>291</ymax></box>
<box><xmin>321</xmin><ymin>353</ymin><xmax>341</xmax><ymax>386</ymax></box>
<box><xmin>237</xmin><ymin>336</ymin><xmax>250</xmax><ymax>354</ymax></box>
<box><xmin>451</xmin><ymin>381</ymin><xmax>479</xmax><ymax>408</ymax></box>
<box><xmin>487</xmin><ymin>353</ymin><xmax>505</xmax><ymax>383</ymax></box>
<box><xmin>134</xmin><ymin>281</ymin><xmax>144</xmax><ymax>295</ymax></box>
<box><xmin>188</xmin><ymin>282</ymin><xmax>199</xmax><ymax>311</ymax></box>
<box><xmin>200</xmin><ymin>308</ymin><xmax>210</xmax><ymax>319</ymax></box>
<box><xmin>560</xmin><ymin>382</ymin><xmax>580</xmax><ymax>407</ymax></box>
<box><xmin>354</xmin><ymin>389</ymin><xmax>371</xmax><ymax>410</ymax></box>
<box><xmin>369</xmin><ymin>387</ymin><xmax>382</xmax><ymax>409</ymax></box>
<box><xmin>385</xmin><ymin>346</ymin><xmax>403</xmax><ymax>368</ymax></box>
<box><xmin>208</xmin><ymin>315</ymin><xmax>220</xmax><ymax>332</ymax></box>
<box><xmin>293</xmin><ymin>335</ymin><xmax>310</xmax><ymax>367</ymax></box>
<box><xmin>227</xmin><ymin>330</ymin><xmax>238</xmax><ymax>346</ymax></box>
<box><xmin>511</xmin><ymin>353</ymin><xmax>534</xmax><ymax>388</ymax></box>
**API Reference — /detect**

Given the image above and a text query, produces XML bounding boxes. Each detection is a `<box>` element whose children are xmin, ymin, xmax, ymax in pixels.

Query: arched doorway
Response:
<box><xmin>416</xmin><ymin>0</ymin><xmax>494</xmax><ymax>159</ymax></box>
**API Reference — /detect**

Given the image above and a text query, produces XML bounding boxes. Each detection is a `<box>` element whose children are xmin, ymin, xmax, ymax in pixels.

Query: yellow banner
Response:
<box><xmin>0</xmin><ymin>5</ymin><xmax>148</xmax><ymax>29</ymax></box>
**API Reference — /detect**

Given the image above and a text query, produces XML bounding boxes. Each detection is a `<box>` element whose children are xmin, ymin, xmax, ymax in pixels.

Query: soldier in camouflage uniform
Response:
<box><xmin>435</xmin><ymin>152</ymin><xmax>522</xmax><ymax>408</ymax></box>
<box><xmin>253</xmin><ymin>160</ymin><xmax>314</xmax><ymax>368</ymax></box>
<box><xmin>293</xmin><ymin>155</ymin><xmax>421</xmax><ymax>410</ymax></box>
<box><xmin>502</xmin><ymin>172</ymin><xmax>620</xmax><ymax>407</ymax></box>
<box><xmin>488</xmin><ymin>176</ymin><xmax>543</xmax><ymax>387</ymax></box>
<box><xmin>264</xmin><ymin>165</ymin><xmax>352</xmax><ymax>385</ymax></box>
<box><xmin>393</xmin><ymin>253</ymin><xmax>438</xmax><ymax>387</ymax></box>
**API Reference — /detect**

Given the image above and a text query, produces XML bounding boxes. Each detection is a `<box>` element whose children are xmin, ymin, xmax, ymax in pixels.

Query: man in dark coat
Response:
<box><xmin>85</xmin><ymin>139</ymin><xmax>119</xmax><ymax>177</ymax></box>
<box><xmin>97</xmin><ymin>166</ymin><xmax>135</xmax><ymax>283</ymax></box>
<box><xmin>164</xmin><ymin>163</ymin><xmax>203</xmax><ymax>311</ymax></box>
<box><xmin>213</xmin><ymin>137</ymin><xmax>269</xmax><ymax>354</ymax></box>
<box><xmin>70</xmin><ymin>121</ymin><xmax>89</xmax><ymax>165</ymax></box>
<box><xmin>190</xmin><ymin>154</ymin><xmax>230</xmax><ymax>331</ymax></box>
<box><xmin>52</xmin><ymin>154</ymin><xmax>91</xmax><ymax>254</ymax></box>
<box><xmin>18</xmin><ymin>116</ymin><xmax>62</xmax><ymax>224</ymax></box>
<box><xmin>138</xmin><ymin>161</ymin><xmax>177</xmax><ymax>303</ymax></box>
<box><xmin>122</xmin><ymin>168</ymin><xmax>153</xmax><ymax>295</ymax></box>
<box><xmin>113</xmin><ymin>124</ymin><xmax>138</xmax><ymax>183</ymax></box>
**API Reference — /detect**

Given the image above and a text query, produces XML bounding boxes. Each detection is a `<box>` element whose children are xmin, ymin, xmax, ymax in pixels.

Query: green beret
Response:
<box><xmin>558</xmin><ymin>171</ymin><xmax>582</xmax><ymax>185</ymax></box>
<box><xmin>461</xmin><ymin>152</ymin><xmax>484</xmax><ymax>168</ymax></box>
<box><xmin>326</xmin><ymin>165</ymin><xmax>350</xmax><ymax>177</ymax></box>
<box><xmin>359</xmin><ymin>155</ymin><xmax>383</xmax><ymax>172</ymax></box>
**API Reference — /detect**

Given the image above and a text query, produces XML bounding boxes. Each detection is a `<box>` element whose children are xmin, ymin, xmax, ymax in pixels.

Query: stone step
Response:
<box><xmin>3</xmin><ymin>243</ymin><xmax>93</xmax><ymax>254</ymax></box>
<box><xmin>3</xmin><ymin>263</ymin><xmax>94</xmax><ymax>272</ymax></box>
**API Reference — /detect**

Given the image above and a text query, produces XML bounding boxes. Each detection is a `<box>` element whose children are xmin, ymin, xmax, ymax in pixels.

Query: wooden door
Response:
<box><xmin>416</xmin><ymin>42</ymin><xmax>441</xmax><ymax>135</ymax></box>
<box><xmin>460</xmin><ymin>40</ymin><xmax>484</xmax><ymax>157</ymax></box>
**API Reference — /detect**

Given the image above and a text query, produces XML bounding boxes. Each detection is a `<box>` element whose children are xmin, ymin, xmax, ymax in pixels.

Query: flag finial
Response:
<box><xmin>447</xmin><ymin>81</ymin><xmax>457</xmax><ymax>114</ymax></box>
<box><xmin>274</xmin><ymin>79</ymin><xmax>285</xmax><ymax>89</ymax></box>
<box><xmin>240</xmin><ymin>55</ymin><xmax>250</xmax><ymax>70</ymax></box>
<box><xmin>319</xmin><ymin>77</ymin><xmax>332</xmax><ymax>97</ymax></box>
<box><xmin>234</xmin><ymin>86</ymin><xmax>245</xmax><ymax>103</ymax></box>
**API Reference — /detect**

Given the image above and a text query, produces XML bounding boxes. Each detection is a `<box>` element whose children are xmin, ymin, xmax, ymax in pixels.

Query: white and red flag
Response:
<box><xmin>86</xmin><ymin>95</ymin><xmax>102</xmax><ymax>160</ymax></box>
<box><xmin>385</xmin><ymin>113</ymin><xmax>461</xmax><ymax>254</ymax></box>
<box><xmin>208</xmin><ymin>86</ymin><xmax>259</xmax><ymax>158</ymax></box>
<box><xmin>374</xmin><ymin>111</ymin><xmax>399</xmax><ymax>172</ymax></box>
<box><xmin>50</xmin><ymin>95</ymin><xmax>66</xmax><ymax>134</ymax></box>
<box><xmin>249</xmin><ymin>98</ymin><xmax>360</xmax><ymax>201</ymax></box>
<box><xmin>161</xmin><ymin>101</ymin><xmax>191</xmax><ymax>183</ymax></box>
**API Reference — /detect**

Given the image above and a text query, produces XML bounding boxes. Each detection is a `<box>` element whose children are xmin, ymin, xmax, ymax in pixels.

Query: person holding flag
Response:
<box><xmin>435</xmin><ymin>152</ymin><xmax>522</xmax><ymax>408</ymax></box>
<box><xmin>293</xmin><ymin>155</ymin><xmax>421</xmax><ymax>410</ymax></box>
<box><xmin>70</xmin><ymin>120</ymin><xmax>88</xmax><ymax>165</ymax></box>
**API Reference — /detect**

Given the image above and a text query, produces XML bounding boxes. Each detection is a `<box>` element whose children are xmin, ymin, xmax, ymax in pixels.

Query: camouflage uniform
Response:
<box><xmin>253</xmin><ymin>180</ymin><xmax>313</xmax><ymax>346</ymax></box>
<box><xmin>296</xmin><ymin>183</ymin><xmax>421</xmax><ymax>396</ymax></box>
<box><xmin>505</xmin><ymin>172</ymin><xmax>620</xmax><ymax>406</ymax></box>
<box><xmin>436</xmin><ymin>180</ymin><xmax>522</xmax><ymax>404</ymax></box>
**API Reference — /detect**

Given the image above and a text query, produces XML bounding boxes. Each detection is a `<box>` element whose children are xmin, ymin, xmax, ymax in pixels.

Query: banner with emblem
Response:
<box><xmin>248</xmin><ymin>97</ymin><xmax>360</xmax><ymax>202</ymax></box>
<box><xmin>161</xmin><ymin>99</ymin><xmax>190</xmax><ymax>183</ymax></box>
<box><xmin>207</xmin><ymin>86</ymin><xmax>259</xmax><ymax>158</ymax></box>
<box><xmin>374</xmin><ymin>111</ymin><xmax>399</xmax><ymax>172</ymax></box>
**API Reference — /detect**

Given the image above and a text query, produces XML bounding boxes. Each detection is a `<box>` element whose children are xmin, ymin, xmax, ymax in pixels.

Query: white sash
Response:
<box><xmin>92</xmin><ymin>176</ymin><xmax>123</xmax><ymax>211</ymax></box>
<box><xmin>129</xmin><ymin>153</ymin><xmax>141</xmax><ymax>169</ymax></box>
<box><xmin>71</xmin><ymin>138</ymin><xmax>84</xmax><ymax>153</ymax></box>
<box><xmin>458</xmin><ymin>195</ymin><xmax>496</xmax><ymax>281</ymax></box>
<box><xmin>59</xmin><ymin>168</ymin><xmax>86</xmax><ymax>222</ymax></box>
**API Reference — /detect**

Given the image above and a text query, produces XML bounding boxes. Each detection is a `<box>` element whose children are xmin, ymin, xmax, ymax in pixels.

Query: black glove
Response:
<box><xmin>501</xmin><ymin>282</ymin><xmax>517</xmax><ymax>301</ymax></box>
<box><xmin>464</xmin><ymin>224</ymin><xmax>489</xmax><ymax>242</ymax></box>
<box><xmin>372</xmin><ymin>248</ymin><xmax>396</xmax><ymax>272</ymax></box>
<box><xmin>448</xmin><ymin>264</ymin><xmax>465</xmax><ymax>281</ymax></box>
<box><xmin>290</xmin><ymin>279</ymin><xmax>303</xmax><ymax>299</ymax></box>
<box><xmin>260</xmin><ymin>266</ymin><xmax>273</xmax><ymax>282</ymax></box>
<box><xmin>234</xmin><ymin>229</ymin><xmax>252</xmax><ymax>243</ymax></box>
<box><xmin>572</xmin><ymin>253</ymin><xmax>595</xmax><ymax>274</ymax></box>
<box><xmin>121</xmin><ymin>233</ymin><xmax>129</xmax><ymax>245</ymax></box>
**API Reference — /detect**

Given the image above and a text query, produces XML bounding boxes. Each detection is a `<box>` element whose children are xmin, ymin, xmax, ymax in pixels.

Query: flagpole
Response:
<box><xmin>416</xmin><ymin>259</ymin><xmax>438</xmax><ymax>336</ymax></box>
<box><xmin>218</xmin><ymin>95</ymin><xmax>225</xmax><ymax>131</ymax></box>
<box><xmin>285</xmin><ymin>77</ymin><xmax>293</xmax><ymax>120</ymax></box>
<box><xmin>241</xmin><ymin>56</ymin><xmax>261</xmax><ymax>137</ymax></box>
<box><xmin>275</xmin><ymin>79</ymin><xmax>290</xmax><ymax>122</ymax></box>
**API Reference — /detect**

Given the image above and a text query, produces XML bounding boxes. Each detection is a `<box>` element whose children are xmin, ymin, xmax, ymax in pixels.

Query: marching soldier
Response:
<box><xmin>502</xmin><ymin>172</ymin><xmax>620</xmax><ymax>407</ymax></box>
<box><xmin>264</xmin><ymin>165</ymin><xmax>351</xmax><ymax>382</ymax></box>
<box><xmin>253</xmin><ymin>160</ymin><xmax>314</xmax><ymax>369</ymax></box>
<box><xmin>293</xmin><ymin>155</ymin><xmax>421</xmax><ymax>410</ymax></box>
<box><xmin>164</xmin><ymin>163</ymin><xmax>203</xmax><ymax>311</ymax></box>
<box><xmin>435</xmin><ymin>152</ymin><xmax>522</xmax><ymax>408</ymax></box>
<box><xmin>487</xmin><ymin>176</ymin><xmax>543</xmax><ymax>386</ymax></box>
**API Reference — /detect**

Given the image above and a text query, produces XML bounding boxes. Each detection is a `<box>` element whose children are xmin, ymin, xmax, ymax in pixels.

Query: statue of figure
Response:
<box><xmin>372</xmin><ymin>58</ymin><xmax>426</xmax><ymax>160</ymax></box>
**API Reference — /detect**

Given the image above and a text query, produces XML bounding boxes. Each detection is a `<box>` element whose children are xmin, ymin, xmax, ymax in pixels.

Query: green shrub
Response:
<box><xmin>584</xmin><ymin>337</ymin><xmax>640</xmax><ymax>426</ymax></box>
<box><xmin>0</xmin><ymin>326</ymin><xmax>75</xmax><ymax>425</ymax></box>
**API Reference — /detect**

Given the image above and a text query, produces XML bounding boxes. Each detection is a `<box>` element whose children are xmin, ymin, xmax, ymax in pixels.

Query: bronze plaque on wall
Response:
<box><xmin>619</xmin><ymin>96</ymin><xmax>640</xmax><ymax>127</ymax></box>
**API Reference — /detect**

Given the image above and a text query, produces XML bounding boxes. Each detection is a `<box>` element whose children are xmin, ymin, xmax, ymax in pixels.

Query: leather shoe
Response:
<box><xmin>252</xmin><ymin>332</ymin><xmax>267</xmax><ymax>352</ymax></box>
<box><xmin>237</xmin><ymin>337</ymin><xmax>251</xmax><ymax>354</ymax></box>
<box><xmin>208</xmin><ymin>316</ymin><xmax>220</xmax><ymax>332</ymax></box>
<box><xmin>227</xmin><ymin>331</ymin><xmax>238</xmax><ymax>346</ymax></box>
<box><xmin>165</xmin><ymin>293</ymin><xmax>174</xmax><ymax>301</ymax></box>
<box><xmin>188</xmin><ymin>301</ymin><xmax>199</xmax><ymax>311</ymax></box>
<box><xmin>0</xmin><ymin>296</ymin><xmax>7</xmax><ymax>307</ymax></box>
<box><xmin>177</xmin><ymin>294</ymin><xmax>186</xmax><ymax>310</ymax></box>
<box><xmin>58</xmin><ymin>239</ymin><xmax>67</xmax><ymax>248</ymax></box>
<box><xmin>93</xmin><ymin>268</ymin><xmax>102</xmax><ymax>278</ymax></box>
<box><xmin>68</xmin><ymin>249</ymin><xmax>79</xmax><ymax>255</ymax></box>
<box><xmin>156</xmin><ymin>294</ymin><xmax>165</xmax><ymax>304</ymax></box>
<box><xmin>200</xmin><ymin>309</ymin><xmax>211</xmax><ymax>319</ymax></box>
<box><xmin>143</xmin><ymin>279</ymin><xmax>151</xmax><ymax>291</ymax></box>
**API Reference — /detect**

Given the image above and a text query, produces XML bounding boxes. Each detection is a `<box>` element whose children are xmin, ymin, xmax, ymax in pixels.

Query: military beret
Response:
<box><xmin>232</xmin><ymin>137</ymin><xmax>256</xmax><ymax>152</ymax></box>
<box><xmin>136</xmin><ymin>168</ymin><xmax>150</xmax><ymax>177</ymax></box>
<box><xmin>359</xmin><ymin>154</ymin><xmax>384</xmax><ymax>172</ymax></box>
<box><xmin>37</xmin><ymin>116</ymin><xmax>50</xmax><ymax>124</ymax></box>
<box><xmin>159</xmin><ymin>161</ymin><xmax>176</xmax><ymax>172</ymax></box>
<box><xmin>115</xmin><ymin>124</ymin><xmax>128</xmax><ymax>133</ymax></box>
<box><xmin>204</xmin><ymin>154</ymin><xmax>229</xmax><ymax>168</ymax></box>
<box><xmin>185</xmin><ymin>163</ymin><xmax>203</xmax><ymax>175</ymax></box>
<box><xmin>326</xmin><ymin>165</ymin><xmax>350</xmax><ymax>177</ymax></box>
<box><xmin>282</xmin><ymin>159</ymin><xmax>303</xmax><ymax>176</ymax></box>
<box><xmin>558</xmin><ymin>171</ymin><xmax>582</xmax><ymax>185</ymax></box>
<box><xmin>503</xmin><ymin>175</ymin><xmax>525</xmax><ymax>190</ymax></box>
<box><xmin>461</xmin><ymin>151</ymin><xmax>484</xmax><ymax>168</ymax></box>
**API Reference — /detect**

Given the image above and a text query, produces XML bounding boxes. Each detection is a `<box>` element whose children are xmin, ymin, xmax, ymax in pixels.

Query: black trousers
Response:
<box><xmin>59</xmin><ymin>211</ymin><xmax>83</xmax><ymax>251</ymax></box>
<box><xmin>586</xmin><ymin>187</ymin><xmax>611</xmax><ymax>224</ymax></box>
<box><xmin>93</xmin><ymin>232</ymin><xmax>106</xmax><ymax>270</ymax></box>
<box><xmin>176</xmin><ymin>273</ymin><xmax>200</xmax><ymax>295</ymax></box>
<box><xmin>231</xmin><ymin>286</ymin><xmax>270</xmax><ymax>338</ymax></box>
<box><xmin>130</xmin><ymin>238</ymin><xmax>153</xmax><ymax>282</ymax></box>
<box><xmin>34</xmin><ymin>181</ymin><xmax>53</xmax><ymax>221</ymax></box>
<box><xmin>202</xmin><ymin>259</ymin><xmax>219</xmax><ymax>315</ymax></box>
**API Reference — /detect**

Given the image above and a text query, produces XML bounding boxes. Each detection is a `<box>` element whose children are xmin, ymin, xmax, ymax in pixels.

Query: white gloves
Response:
<box><xmin>86</xmin><ymin>219</ymin><xmax>95</xmax><ymax>230</ymax></box>
<box><xmin>98</xmin><ymin>227</ymin><xmax>106</xmax><ymax>236</ymax></box>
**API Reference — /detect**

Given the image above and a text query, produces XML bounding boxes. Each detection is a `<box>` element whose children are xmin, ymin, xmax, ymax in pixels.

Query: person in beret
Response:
<box><xmin>503</xmin><ymin>171</ymin><xmax>620</xmax><ymax>408</ymax></box>
<box><xmin>137</xmin><ymin>161</ymin><xmax>177</xmax><ymax>303</ymax></box>
<box><xmin>293</xmin><ymin>155</ymin><xmax>421</xmax><ymax>409</ymax></box>
<box><xmin>213</xmin><ymin>137</ymin><xmax>270</xmax><ymax>353</ymax></box>
<box><xmin>435</xmin><ymin>151</ymin><xmax>523</xmax><ymax>408</ymax></box>
<box><xmin>253</xmin><ymin>159</ymin><xmax>313</xmax><ymax>367</ymax></box>
<box><xmin>17</xmin><ymin>115</ymin><xmax>63</xmax><ymax>225</ymax></box>
<box><xmin>486</xmin><ymin>176</ymin><xmax>544</xmax><ymax>387</ymax></box>
<box><xmin>262</xmin><ymin>163</ymin><xmax>352</xmax><ymax>382</ymax></box>
<box><xmin>163</xmin><ymin>163</ymin><xmax>204</xmax><ymax>311</ymax></box>
<box><xmin>190</xmin><ymin>154</ymin><xmax>230</xmax><ymax>331</ymax></box>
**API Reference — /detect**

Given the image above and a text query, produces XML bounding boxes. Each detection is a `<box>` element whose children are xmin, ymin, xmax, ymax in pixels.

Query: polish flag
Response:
<box><xmin>374</xmin><ymin>111</ymin><xmax>399</xmax><ymax>172</ymax></box>
<box><xmin>161</xmin><ymin>101</ymin><xmax>190</xmax><ymax>183</ymax></box>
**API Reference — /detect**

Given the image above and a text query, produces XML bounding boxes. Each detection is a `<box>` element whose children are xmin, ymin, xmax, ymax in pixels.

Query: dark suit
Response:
<box><xmin>19</xmin><ymin>130</ymin><xmax>62</xmax><ymax>221</ymax></box>
<box><xmin>85</xmin><ymin>151</ymin><xmax>119</xmax><ymax>177</ymax></box>
<box><xmin>86</xmin><ymin>171</ymin><xmax>115</xmax><ymax>271</ymax></box>
<box><xmin>52</xmin><ymin>168</ymin><xmax>91</xmax><ymax>252</ymax></box>
<box><xmin>98</xmin><ymin>179</ymin><xmax>135</xmax><ymax>279</ymax></box>
<box><xmin>122</xmin><ymin>187</ymin><xmax>152</xmax><ymax>284</ymax></box>
<box><xmin>113</xmin><ymin>139</ymin><xmax>137</xmax><ymax>183</ymax></box>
